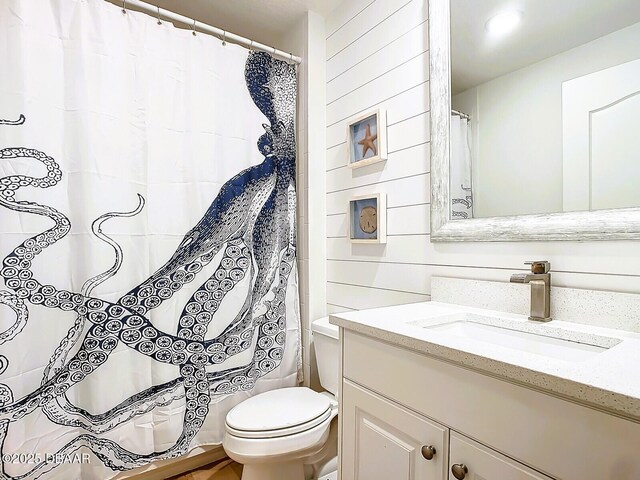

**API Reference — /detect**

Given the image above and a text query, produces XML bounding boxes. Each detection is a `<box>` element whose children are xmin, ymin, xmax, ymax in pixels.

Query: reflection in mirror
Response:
<box><xmin>450</xmin><ymin>0</ymin><xmax>640</xmax><ymax>219</ymax></box>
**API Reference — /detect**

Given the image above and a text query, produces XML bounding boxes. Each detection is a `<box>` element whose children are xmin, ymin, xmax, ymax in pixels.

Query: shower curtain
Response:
<box><xmin>450</xmin><ymin>115</ymin><xmax>474</xmax><ymax>219</ymax></box>
<box><xmin>0</xmin><ymin>1</ymin><xmax>301</xmax><ymax>479</ymax></box>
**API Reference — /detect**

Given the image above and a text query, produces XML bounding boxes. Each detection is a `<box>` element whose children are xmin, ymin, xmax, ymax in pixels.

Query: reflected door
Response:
<box><xmin>562</xmin><ymin>58</ymin><xmax>640</xmax><ymax>211</ymax></box>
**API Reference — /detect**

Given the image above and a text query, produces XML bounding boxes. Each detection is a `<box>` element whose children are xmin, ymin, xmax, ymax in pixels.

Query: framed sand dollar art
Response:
<box><xmin>348</xmin><ymin>193</ymin><xmax>387</xmax><ymax>244</ymax></box>
<box><xmin>346</xmin><ymin>108</ymin><xmax>387</xmax><ymax>168</ymax></box>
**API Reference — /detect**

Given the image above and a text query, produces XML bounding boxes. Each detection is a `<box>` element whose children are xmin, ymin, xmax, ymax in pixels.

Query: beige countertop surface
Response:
<box><xmin>330</xmin><ymin>301</ymin><xmax>640</xmax><ymax>421</ymax></box>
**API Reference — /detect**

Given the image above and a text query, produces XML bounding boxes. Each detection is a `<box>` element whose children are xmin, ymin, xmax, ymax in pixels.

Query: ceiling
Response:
<box><xmin>451</xmin><ymin>0</ymin><xmax>640</xmax><ymax>94</ymax></box>
<box><xmin>106</xmin><ymin>0</ymin><xmax>343</xmax><ymax>51</ymax></box>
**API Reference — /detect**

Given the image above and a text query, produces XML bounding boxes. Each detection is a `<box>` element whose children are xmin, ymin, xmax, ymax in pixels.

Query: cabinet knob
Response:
<box><xmin>421</xmin><ymin>445</ymin><xmax>436</xmax><ymax>460</ymax></box>
<box><xmin>451</xmin><ymin>463</ymin><xmax>468</xmax><ymax>479</ymax></box>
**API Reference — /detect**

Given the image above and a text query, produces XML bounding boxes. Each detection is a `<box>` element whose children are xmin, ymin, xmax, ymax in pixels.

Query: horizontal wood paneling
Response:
<box><xmin>327</xmin><ymin>303</ymin><xmax>356</xmax><ymax>314</ymax></box>
<box><xmin>327</xmin><ymin>282</ymin><xmax>429</xmax><ymax>310</ymax></box>
<box><xmin>327</xmin><ymin>234</ymin><xmax>640</xmax><ymax>278</ymax></box>
<box><xmin>327</xmin><ymin>260</ymin><xmax>640</xmax><ymax>297</ymax></box>
<box><xmin>327</xmin><ymin>0</ymin><xmax>411</xmax><ymax>59</ymax></box>
<box><xmin>387</xmin><ymin>204</ymin><xmax>431</xmax><ymax>235</ymax></box>
<box><xmin>427</xmin><ymin>241</ymin><xmax>640</xmax><ymax>277</ymax></box>
<box><xmin>327</xmin><ymin>0</ymin><xmax>429</xmax><ymax>81</ymax></box>
<box><xmin>388</xmin><ymin>112</ymin><xmax>430</xmax><ymax>152</ymax></box>
<box><xmin>327</xmin><ymin>51</ymin><xmax>429</xmax><ymax>124</ymax></box>
<box><xmin>325</xmin><ymin>0</ymin><xmax>431</xmax><ymax>311</ymax></box>
<box><xmin>326</xmin><ymin>142</ymin><xmax>430</xmax><ymax>192</ymax></box>
<box><xmin>326</xmin><ymin>0</ymin><xmax>375</xmax><ymax>38</ymax></box>
<box><xmin>324</xmin><ymin>0</ymin><xmax>640</xmax><ymax>331</ymax></box>
<box><xmin>327</xmin><ymin>22</ymin><xmax>428</xmax><ymax>104</ymax></box>
<box><xmin>327</xmin><ymin>235</ymin><xmax>432</xmax><ymax>263</ymax></box>
<box><xmin>327</xmin><ymin>204</ymin><xmax>430</xmax><ymax>238</ymax></box>
<box><xmin>326</xmin><ymin>246</ymin><xmax>640</xmax><ymax>295</ymax></box>
<box><xmin>327</xmin><ymin>260</ymin><xmax>432</xmax><ymax>295</ymax></box>
<box><xmin>326</xmin><ymin>174</ymin><xmax>430</xmax><ymax>215</ymax></box>
<box><xmin>327</xmin><ymin>81</ymin><xmax>430</xmax><ymax>150</ymax></box>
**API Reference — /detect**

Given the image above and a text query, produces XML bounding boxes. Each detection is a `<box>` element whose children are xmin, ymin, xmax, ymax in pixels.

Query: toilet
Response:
<box><xmin>223</xmin><ymin>317</ymin><xmax>339</xmax><ymax>480</ymax></box>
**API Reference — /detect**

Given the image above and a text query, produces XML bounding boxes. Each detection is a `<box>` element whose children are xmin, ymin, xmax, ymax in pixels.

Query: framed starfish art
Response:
<box><xmin>346</xmin><ymin>108</ymin><xmax>387</xmax><ymax>168</ymax></box>
<box><xmin>348</xmin><ymin>193</ymin><xmax>387</xmax><ymax>244</ymax></box>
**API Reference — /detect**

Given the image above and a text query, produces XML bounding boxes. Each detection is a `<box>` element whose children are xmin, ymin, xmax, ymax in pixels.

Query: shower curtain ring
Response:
<box><xmin>222</xmin><ymin>31</ymin><xmax>227</xmax><ymax>46</ymax></box>
<box><xmin>192</xmin><ymin>19</ymin><xmax>197</xmax><ymax>36</ymax></box>
<box><xmin>121</xmin><ymin>0</ymin><xmax>126</xmax><ymax>14</ymax></box>
<box><xmin>156</xmin><ymin>6</ymin><xmax>162</xmax><ymax>25</ymax></box>
<box><xmin>249</xmin><ymin>40</ymin><xmax>254</xmax><ymax>51</ymax></box>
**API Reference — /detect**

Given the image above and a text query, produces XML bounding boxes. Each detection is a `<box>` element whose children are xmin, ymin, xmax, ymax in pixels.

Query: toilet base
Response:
<box><xmin>241</xmin><ymin>461</ymin><xmax>304</xmax><ymax>480</ymax></box>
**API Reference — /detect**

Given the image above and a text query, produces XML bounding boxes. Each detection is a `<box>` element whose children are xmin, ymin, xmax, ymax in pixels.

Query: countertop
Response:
<box><xmin>330</xmin><ymin>301</ymin><xmax>640</xmax><ymax>421</ymax></box>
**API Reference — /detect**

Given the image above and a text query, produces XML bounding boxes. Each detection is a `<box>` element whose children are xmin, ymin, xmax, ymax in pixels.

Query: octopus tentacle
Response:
<box><xmin>0</xmin><ymin>292</ymin><xmax>28</xmax><ymax>346</ymax></box>
<box><xmin>82</xmin><ymin>194</ymin><xmax>146</xmax><ymax>296</ymax></box>
<box><xmin>41</xmin><ymin>196</ymin><xmax>146</xmax><ymax>383</ymax></box>
<box><xmin>117</xmin><ymin>172</ymin><xmax>276</xmax><ymax>319</ymax></box>
<box><xmin>0</xmin><ymin>115</ymin><xmax>25</xmax><ymax>126</ymax></box>
<box><xmin>42</xmin><ymin>377</ymin><xmax>184</xmax><ymax>434</ymax></box>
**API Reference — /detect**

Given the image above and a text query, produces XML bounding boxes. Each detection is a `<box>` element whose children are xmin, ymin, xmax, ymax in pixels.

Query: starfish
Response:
<box><xmin>358</xmin><ymin>123</ymin><xmax>377</xmax><ymax>157</ymax></box>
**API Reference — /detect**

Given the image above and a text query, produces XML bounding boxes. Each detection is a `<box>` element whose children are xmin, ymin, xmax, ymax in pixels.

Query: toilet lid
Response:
<box><xmin>226</xmin><ymin>387</ymin><xmax>332</xmax><ymax>436</ymax></box>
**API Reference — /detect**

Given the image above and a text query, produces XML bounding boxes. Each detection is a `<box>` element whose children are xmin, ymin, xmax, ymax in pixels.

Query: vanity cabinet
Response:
<box><xmin>338</xmin><ymin>329</ymin><xmax>640</xmax><ymax>480</ymax></box>
<box><xmin>341</xmin><ymin>380</ymin><xmax>550</xmax><ymax>480</ymax></box>
<box><xmin>341</xmin><ymin>380</ymin><xmax>448</xmax><ymax>480</ymax></box>
<box><xmin>448</xmin><ymin>433</ymin><xmax>552</xmax><ymax>480</ymax></box>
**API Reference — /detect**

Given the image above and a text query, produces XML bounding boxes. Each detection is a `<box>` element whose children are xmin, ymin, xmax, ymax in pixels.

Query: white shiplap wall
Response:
<box><xmin>325</xmin><ymin>0</ymin><xmax>431</xmax><ymax>313</ymax></box>
<box><xmin>325</xmin><ymin>0</ymin><xmax>640</xmax><ymax>316</ymax></box>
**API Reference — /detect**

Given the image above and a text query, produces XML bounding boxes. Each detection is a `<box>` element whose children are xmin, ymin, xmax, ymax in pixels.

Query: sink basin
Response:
<box><xmin>408</xmin><ymin>313</ymin><xmax>620</xmax><ymax>362</ymax></box>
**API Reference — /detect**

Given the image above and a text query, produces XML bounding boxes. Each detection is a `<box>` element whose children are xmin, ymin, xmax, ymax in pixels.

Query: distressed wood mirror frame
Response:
<box><xmin>429</xmin><ymin>0</ymin><xmax>640</xmax><ymax>242</ymax></box>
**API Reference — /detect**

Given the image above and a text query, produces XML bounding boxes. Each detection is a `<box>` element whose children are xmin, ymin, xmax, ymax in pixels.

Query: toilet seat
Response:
<box><xmin>227</xmin><ymin>408</ymin><xmax>332</xmax><ymax>439</ymax></box>
<box><xmin>223</xmin><ymin>413</ymin><xmax>333</xmax><ymax>464</ymax></box>
<box><xmin>226</xmin><ymin>387</ymin><xmax>332</xmax><ymax>439</ymax></box>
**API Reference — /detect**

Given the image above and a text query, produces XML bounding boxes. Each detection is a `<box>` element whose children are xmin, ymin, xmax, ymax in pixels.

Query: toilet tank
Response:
<box><xmin>311</xmin><ymin>317</ymin><xmax>339</xmax><ymax>395</ymax></box>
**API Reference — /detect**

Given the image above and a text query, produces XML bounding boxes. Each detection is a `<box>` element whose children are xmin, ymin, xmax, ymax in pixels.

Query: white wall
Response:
<box><xmin>325</xmin><ymin>0</ymin><xmax>640</xmax><ymax>321</ymax></box>
<box><xmin>452</xmin><ymin>21</ymin><xmax>640</xmax><ymax>218</ymax></box>
<box><xmin>325</xmin><ymin>0</ymin><xmax>431</xmax><ymax>314</ymax></box>
<box><xmin>280</xmin><ymin>12</ymin><xmax>326</xmax><ymax>388</ymax></box>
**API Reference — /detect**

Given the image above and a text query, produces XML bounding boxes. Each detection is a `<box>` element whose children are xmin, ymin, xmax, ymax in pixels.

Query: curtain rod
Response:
<box><xmin>119</xmin><ymin>0</ymin><xmax>302</xmax><ymax>65</ymax></box>
<box><xmin>451</xmin><ymin>109</ymin><xmax>471</xmax><ymax>121</ymax></box>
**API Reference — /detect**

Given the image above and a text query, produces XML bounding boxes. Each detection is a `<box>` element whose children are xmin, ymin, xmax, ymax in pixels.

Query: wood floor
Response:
<box><xmin>169</xmin><ymin>458</ymin><xmax>243</xmax><ymax>480</ymax></box>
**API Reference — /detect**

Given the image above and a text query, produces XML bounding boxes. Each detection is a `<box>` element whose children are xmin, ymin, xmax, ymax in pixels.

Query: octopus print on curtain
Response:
<box><xmin>0</xmin><ymin>1</ymin><xmax>301</xmax><ymax>479</ymax></box>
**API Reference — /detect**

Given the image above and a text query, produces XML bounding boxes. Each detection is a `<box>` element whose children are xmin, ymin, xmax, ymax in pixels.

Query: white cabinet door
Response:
<box><xmin>448</xmin><ymin>432</ymin><xmax>554</xmax><ymax>480</ymax></box>
<box><xmin>341</xmin><ymin>380</ymin><xmax>448</xmax><ymax>480</ymax></box>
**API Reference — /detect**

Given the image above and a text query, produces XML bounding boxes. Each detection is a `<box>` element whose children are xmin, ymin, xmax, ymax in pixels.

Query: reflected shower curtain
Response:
<box><xmin>450</xmin><ymin>115</ymin><xmax>473</xmax><ymax>219</ymax></box>
<box><xmin>0</xmin><ymin>1</ymin><xmax>301</xmax><ymax>479</ymax></box>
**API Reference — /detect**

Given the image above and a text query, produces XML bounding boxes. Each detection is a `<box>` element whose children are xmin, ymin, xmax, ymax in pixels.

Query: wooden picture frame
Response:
<box><xmin>346</xmin><ymin>108</ymin><xmax>387</xmax><ymax>169</ymax></box>
<box><xmin>348</xmin><ymin>193</ymin><xmax>387</xmax><ymax>244</ymax></box>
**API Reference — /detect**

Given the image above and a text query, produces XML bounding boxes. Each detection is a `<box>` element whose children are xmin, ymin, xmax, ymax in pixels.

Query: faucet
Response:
<box><xmin>510</xmin><ymin>261</ymin><xmax>551</xmax><ymax>322</ymax></box>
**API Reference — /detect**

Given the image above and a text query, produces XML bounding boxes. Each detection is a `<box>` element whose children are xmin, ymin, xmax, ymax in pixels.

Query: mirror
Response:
<box><xmin>429</xmin><ymin>0</ymin><xmax>640</xmax><ymax>241</ymax></box>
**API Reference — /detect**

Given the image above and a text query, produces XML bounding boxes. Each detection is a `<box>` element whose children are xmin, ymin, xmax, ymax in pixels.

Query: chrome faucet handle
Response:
<box><xmin>524</xmin><ymin>261</ymin><xmax>550</xmax><ymax>274</ymax></box>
